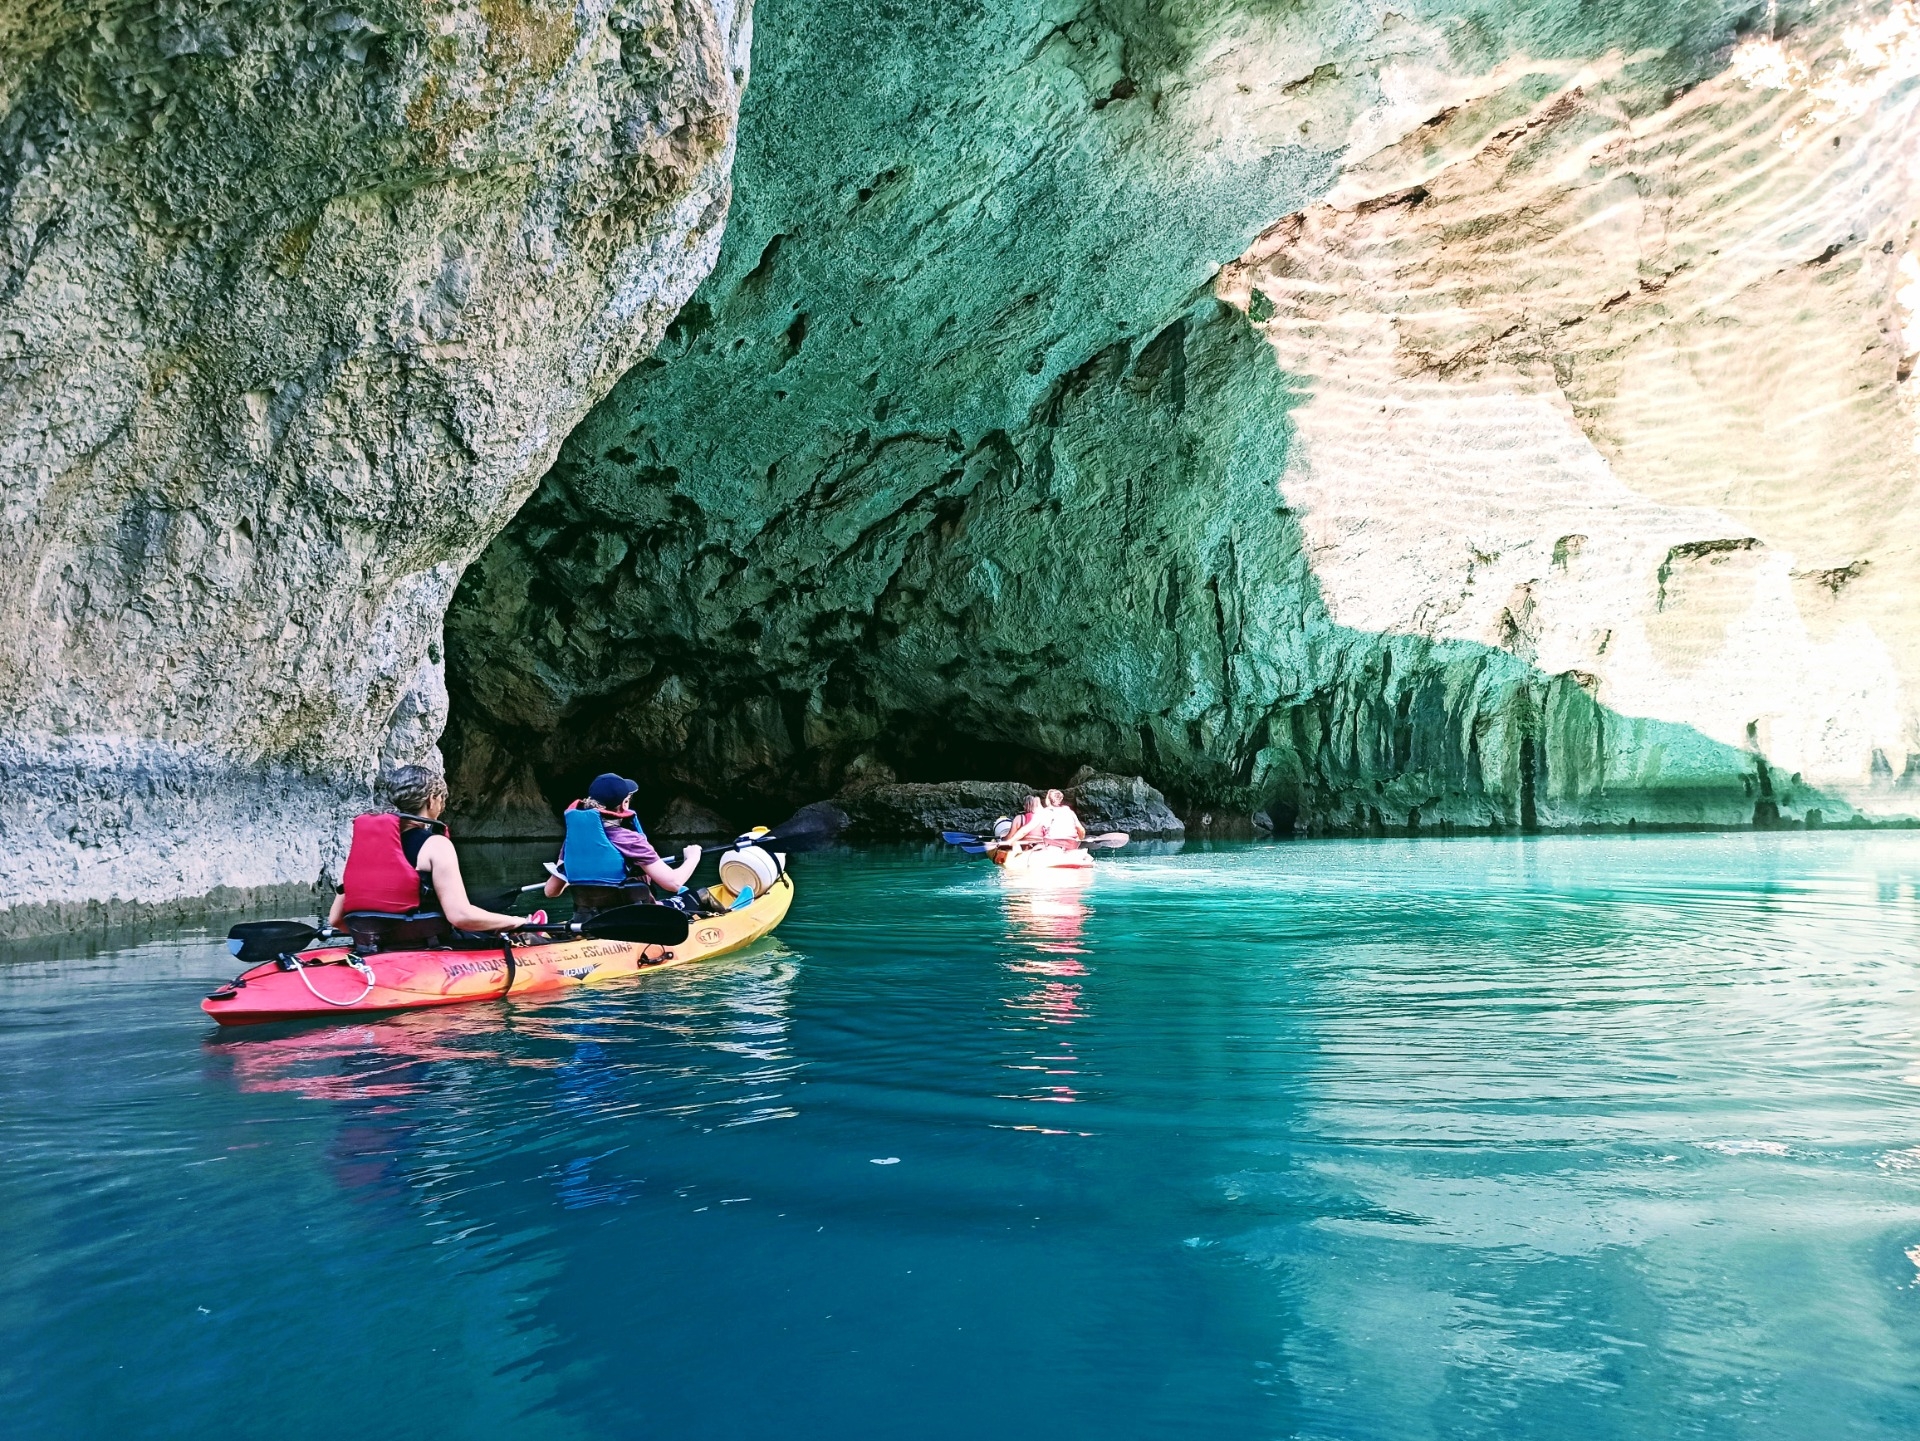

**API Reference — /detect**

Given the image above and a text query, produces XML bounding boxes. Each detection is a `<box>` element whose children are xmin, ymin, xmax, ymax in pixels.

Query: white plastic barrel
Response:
<box><xmin>718</xmin><ymin>845</ymin><xmax>781</xmax><ymax>897</ymax></box>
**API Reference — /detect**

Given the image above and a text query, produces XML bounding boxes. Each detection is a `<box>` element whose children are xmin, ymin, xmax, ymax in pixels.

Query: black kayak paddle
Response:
<box><xmin>574</xmin><ymin>904</ymin><xmax>692</xmax><ymax>946</ymax></box>
<box><xmin>226</xmin><ymin>920</ymin><xmax>323</xmax><ymax>962</ymax></box>
<box><xmin>227</xmin><ymin>905</ymin><xmax>692</xmax><ymax>958</ymax></box>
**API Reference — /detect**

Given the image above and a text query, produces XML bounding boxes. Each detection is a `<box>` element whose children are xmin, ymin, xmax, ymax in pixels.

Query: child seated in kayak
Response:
<box><xmin>542</xmin><ymin>771</ymin><xmax>702</xmax><ymax>900</ymax></box>
<box><xmin>328</xmin><ymin>766</ymin><xmax>532</xmax><ymax>932</ymax></box>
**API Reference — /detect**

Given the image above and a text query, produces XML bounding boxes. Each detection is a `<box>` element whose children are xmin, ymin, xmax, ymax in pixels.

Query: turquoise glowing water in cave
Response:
<box><xmin>5</xmin><ymin>836</ymin><xmax>1920</xmax><ymax>1439</ymax></box>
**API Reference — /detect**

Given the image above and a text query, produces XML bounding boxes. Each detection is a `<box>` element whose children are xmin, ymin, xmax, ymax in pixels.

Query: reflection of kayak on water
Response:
<box><xmin>204</xmin><ymin>876</ymin><xmax>792</xmax><ymax>1025</ymax></box>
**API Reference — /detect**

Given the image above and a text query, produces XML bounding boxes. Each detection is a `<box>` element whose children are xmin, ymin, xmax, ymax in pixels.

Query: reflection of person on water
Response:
<box><xmin>542</xmin><ymin>772</ymin><xmax>702</xmax><ymax>900</ymax></box>
<box><xmin>1007</xmin><ymin>788</ymin><xmax>1085</xmax><ymax>851</ymax></box>
<box><xmin>328</xmin><ymin>766</ymin><xmax>531</xmax><ymax>933</ymax></box>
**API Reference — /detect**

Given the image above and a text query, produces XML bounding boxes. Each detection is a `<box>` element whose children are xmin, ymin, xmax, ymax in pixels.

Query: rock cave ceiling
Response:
<box><xmin>3</xmin><ymin>0</ymin><xmax>1918</xmax><ymax>930</ymax></box>
<box><xmin>447</xmin><ymin>0</ymin><xmax>1920</xmax><ymax>834</ymax></box>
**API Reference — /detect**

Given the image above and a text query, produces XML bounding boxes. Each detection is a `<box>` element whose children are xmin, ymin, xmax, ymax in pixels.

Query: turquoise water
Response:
<box><xmin>5</xmin><ymin>836</ymin><xmax>1920</xmax><ymax>1439</ymax></box>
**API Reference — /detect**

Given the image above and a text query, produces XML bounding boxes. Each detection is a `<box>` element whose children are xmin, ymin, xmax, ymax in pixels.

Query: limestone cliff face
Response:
<box><xmin>1218</xmin><ymin>6</ymin><xmax>1920</xmax><ymax>826</ymax></box>
<box><xmin>450</xmin><ymin>0</ymin><xmax>1920</xmax><ymax>833</ymax></box>
<box><xmin>0</xmin><ymin>0</ymin><xmax>751</xmax><ymax>925</ymax></box>
<box><xmin>9</xmin><ymin>0</ymin><xmax>1914</xmax><ymax>935</ymax></box>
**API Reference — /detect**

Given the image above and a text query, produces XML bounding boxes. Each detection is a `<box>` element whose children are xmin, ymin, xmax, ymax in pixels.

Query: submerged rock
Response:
<box><xmin>0</xmin><ymin>0</ymin><xmax>751</xmax><ymax>928</ymax></box>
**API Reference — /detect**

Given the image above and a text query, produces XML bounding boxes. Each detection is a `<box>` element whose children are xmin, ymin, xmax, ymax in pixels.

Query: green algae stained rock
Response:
<box><xmin>841</xmin><ymin>781</ymin><xmax>1035</xmax><ymax>841</ymax></box>
<box><xmin>447</xmin><ymin>0</ymin><xmax>1869</xmax><ymax>834</ymax></box>
<box><xmin>0</xmin><ymin>0</ymin><xmax>750</xmax><ymax>928</ymax></box>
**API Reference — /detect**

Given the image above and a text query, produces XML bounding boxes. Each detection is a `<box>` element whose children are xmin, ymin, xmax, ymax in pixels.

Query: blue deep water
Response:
<box><xmin>4</xmin><ymin>835</ymin><xmax>1920</xmax><ymax>1439</ymax></box>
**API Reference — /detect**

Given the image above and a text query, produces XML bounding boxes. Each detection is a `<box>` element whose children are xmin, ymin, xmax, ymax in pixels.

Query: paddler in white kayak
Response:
<box><xmin>1002</xmin><ymin>787</ymin><xmax>1086</xmax><ymax>857</ymax></box>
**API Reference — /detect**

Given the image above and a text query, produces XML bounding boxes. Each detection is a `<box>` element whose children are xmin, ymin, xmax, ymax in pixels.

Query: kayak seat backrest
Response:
<box><xmin>568</xmin><ymin>883</ymin><xmax>653</xmax><ymax>923</ymax></box>
<box><xmin>343</xmin><ymin>910</ymin><xmax>451</xmax><ymax>954</ymax></box>
<box><xmin>562</xmin><ymin>808</ymin><xmax>629</xmax><ymax>886</ymax></box>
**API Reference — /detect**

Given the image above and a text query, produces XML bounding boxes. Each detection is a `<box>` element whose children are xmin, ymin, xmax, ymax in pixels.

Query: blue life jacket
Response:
<box><xmin>562</xmin><ymin>807</ymin><xmax>628</xmax><ymax>886</ymax></box>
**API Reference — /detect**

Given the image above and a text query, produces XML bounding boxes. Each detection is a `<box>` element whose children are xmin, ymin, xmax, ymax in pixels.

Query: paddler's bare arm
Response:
<box><xmin>539</xmin><ymin>846</ymin><xmax>702</xmax><ymax>895</ymax></box>
<box><xmin>643</xmin><ymin>845</ymin><xmax>701</xmax><ymax>891</ymax></box>
<box><xmin>419</xmin><ymin>835</ymin><xmax>525</xmax><ymax>930</ymax></box>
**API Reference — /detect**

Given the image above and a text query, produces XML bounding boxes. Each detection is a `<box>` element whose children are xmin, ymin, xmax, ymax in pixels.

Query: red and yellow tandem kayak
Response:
<box><xmin>202</xmin><ymin>874</ymin><xmax>795</xmax><ymax>1026</ymax></box>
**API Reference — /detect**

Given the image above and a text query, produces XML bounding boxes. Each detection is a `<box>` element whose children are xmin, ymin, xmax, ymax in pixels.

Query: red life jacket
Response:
<box><xmin>340</xmin><ymin>813</ymin><xmax>429</xmax><ymax>913</ymax></box>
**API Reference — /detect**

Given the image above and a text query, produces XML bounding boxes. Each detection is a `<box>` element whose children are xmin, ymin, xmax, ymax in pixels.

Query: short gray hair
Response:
<box><xmin>385</xmin><ymin>765</ymin><xmax>448</xmax><ymax>817</ymax></box>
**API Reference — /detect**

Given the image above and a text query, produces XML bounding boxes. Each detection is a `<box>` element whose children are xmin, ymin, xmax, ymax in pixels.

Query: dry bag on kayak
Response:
<box><xmin>718</xmin><ymin>844</ymin><xmax>780</xmax><ymax>899</ymax></box>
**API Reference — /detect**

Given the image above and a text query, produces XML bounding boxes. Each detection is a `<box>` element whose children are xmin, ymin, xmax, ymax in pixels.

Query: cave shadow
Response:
<box><xmin>441</xmin><ymin>290</ymin><xmax>1890</xmax><ymax>841</ymax></box>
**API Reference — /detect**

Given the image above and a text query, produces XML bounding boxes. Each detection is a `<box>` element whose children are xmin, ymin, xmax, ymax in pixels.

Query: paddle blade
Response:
<box><xmin>581</xmin><ymin>904</ymin><xmax>691</xmax><ymax>946</ymax></box>
<box><xmin>1085</xmin><ymin>832</ymin><xmax>1130</xmax><ymax>850</ymax></box>
<box><xmin>750</xmin><ymin>809</ymin><xmax>845</xmax><ymax>852</ymax></box>
<box><xmin>941</xmin><ymin>830</ymin><xmax>988</xmax><ymax>846</ymax></box>
<box><xmin>226</xmin><ymin>920</ymin><xmax>320</xmax><ymax>962</ymax></box>
<box><xmin>474</xmin><ymin>880</ymin><xmax>548</xmax><ymax>911</ymax></box>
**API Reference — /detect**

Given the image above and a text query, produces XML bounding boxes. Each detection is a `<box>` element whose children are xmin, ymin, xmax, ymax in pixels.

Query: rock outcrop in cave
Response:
<box><xmin>448</xmin><ymin>0</ymin><xmax>1920</xmax><ymax>835</ymax></box>
<box><xmin>0</xmin><ymin>0</ymin><xmax>751</xmax><ymax>928</ymax></box>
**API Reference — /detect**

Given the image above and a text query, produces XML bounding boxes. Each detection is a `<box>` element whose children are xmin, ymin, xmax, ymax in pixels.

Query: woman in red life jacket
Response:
<box><xmin>998</xmin><ymin>794</ymin><xmax>1043</xmax><ymax>854</ymax></box>
<box><xmin>328</xmin><ymin>766</ymin><xmax>532</xmax><ymax>932</ymax></box>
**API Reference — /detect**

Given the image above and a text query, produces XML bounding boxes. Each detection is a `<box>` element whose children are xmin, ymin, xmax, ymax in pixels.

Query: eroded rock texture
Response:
<box><xmin>1219</xmin><ymin>4</ymin><xmax>1920</xmax><ymax>827</ymax></box>
<box><xmin>455</xmin><ymin>0</ymin><xmax>1920</xmax><ymax>834</ymax></box>
<box><xmin>0</xmin><ymin>0</ymin><xmax>750</xmax><ymax>925</ymax></box>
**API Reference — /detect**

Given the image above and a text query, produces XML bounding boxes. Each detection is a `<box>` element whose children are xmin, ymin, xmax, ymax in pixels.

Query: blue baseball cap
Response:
<box><xmin>587</xmin><ymin>772</ymin><xmax>639</xmax><ymax>805</ymax></box>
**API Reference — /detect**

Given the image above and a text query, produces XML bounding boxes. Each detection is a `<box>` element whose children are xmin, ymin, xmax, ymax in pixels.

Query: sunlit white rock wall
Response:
<box><xmin>1220</xmin><ymin>1</ymin><xmax>1920</xmax><ymax>820</ymax></box>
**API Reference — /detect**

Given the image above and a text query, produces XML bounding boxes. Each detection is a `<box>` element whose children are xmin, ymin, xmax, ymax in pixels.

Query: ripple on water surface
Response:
<box><xmin>3</xmin><ymin>835</ymin><xmax>1920</xmax><ymax>1440</ymax></box>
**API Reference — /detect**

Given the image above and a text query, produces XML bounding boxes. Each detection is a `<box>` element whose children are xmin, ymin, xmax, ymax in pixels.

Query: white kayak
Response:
<box><xmin>996</xmin><ymin>845</ymin><xmax>1095</xmax><ymax>874</ymax></box>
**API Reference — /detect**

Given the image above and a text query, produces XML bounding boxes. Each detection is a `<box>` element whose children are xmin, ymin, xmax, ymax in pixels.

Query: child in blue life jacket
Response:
<box><xmin>541</xmin><ymin>771</ymin><xmax>702</xmax><ymax>901</ymax></box>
